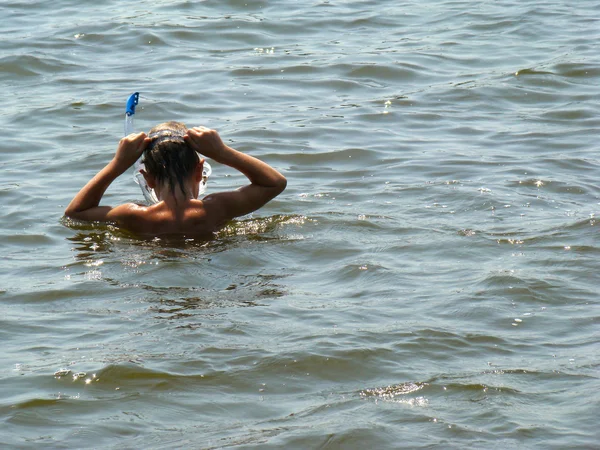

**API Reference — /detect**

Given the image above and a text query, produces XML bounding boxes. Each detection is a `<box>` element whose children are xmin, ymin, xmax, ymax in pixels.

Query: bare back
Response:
<box><xmin>115</xmin><ymin>197</ymin><xmax>230</xmax><ymax>238</ymax></box>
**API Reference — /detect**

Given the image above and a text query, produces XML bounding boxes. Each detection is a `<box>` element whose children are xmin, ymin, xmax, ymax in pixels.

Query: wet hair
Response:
<box><xmin>143</xmin><ymin>121</ymin><xmax>199</xmax><ymax>198</ymax></box>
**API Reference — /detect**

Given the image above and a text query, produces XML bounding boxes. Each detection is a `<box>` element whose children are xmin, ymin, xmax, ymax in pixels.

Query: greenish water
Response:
<box><xmin>1</xmin><ymin>1</ymin><xmax>599</xmax><ymax>448</ymax></box>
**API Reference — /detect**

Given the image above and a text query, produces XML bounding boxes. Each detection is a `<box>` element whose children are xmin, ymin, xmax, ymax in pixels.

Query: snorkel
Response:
<box><xmin>124</xmin><ymin>92</ymin><xmax>211</xmax><ymax>204</ymax></box>
<box><xmin>124</xmin><ymin>92</ymin><xmax>139</xmax><ymax>136</ymax></box>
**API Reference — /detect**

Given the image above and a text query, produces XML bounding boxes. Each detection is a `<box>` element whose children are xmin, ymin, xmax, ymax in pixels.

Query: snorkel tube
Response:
<box><xmin>126</xmin><ymin>92</ymin><xmax>159</xmax><ymax>204</ymax></box>
<box><xmin>124</xmin><ymin>92</ymin><xmax>139</xmax><ymax>136</ymax></box>
<box><xmin>125</xmin><ymin>92</ymin><xmax>211</xmax><ymax>204</ymax></box>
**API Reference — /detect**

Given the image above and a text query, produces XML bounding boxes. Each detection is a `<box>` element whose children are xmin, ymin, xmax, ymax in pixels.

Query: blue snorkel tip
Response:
<box><xmin>126</xmin><ymin>92</ymin><xmax>139</xmax><ymax>116</ymax></box>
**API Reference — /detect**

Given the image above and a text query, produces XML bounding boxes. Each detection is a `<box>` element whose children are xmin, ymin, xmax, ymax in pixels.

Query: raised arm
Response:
<box><xmin>64</xmin><ymin>132</ymin><xmax>149</xmax><ymax>222</ymax></box>
<box><xmin>184</xmin><ymin>126</ymin><xmax>286</xmax><ymax>220</ymax></box>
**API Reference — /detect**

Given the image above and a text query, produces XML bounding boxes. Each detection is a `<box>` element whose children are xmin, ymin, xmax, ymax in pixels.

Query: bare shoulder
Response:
<box><xmin>109</xmin><ymin>202</ymin><xmax>181</xmax><ymax>236</ymax></box>
<box><xmin>201</xmin><ymin>182</ymin><xmax>286</xmax><ymax>224</ymax></box>
<box><xmin>65</xmin><ymin>202</ymin><xmax>147</xmax><ymax>224</ymax></box>
<box><xmin>200</xmin><ymin>191</ymin><xmax>248</xmax><ymax>226</ymax></box>
<box><xmin>106</xmin><ymin>203</ymin><xmax>151</xmax><ymax>228</ymax></box>
<box><xmin>107</xmin><ymin>202</ymin><xmax>147</xmax><ymax>219</ymax></box>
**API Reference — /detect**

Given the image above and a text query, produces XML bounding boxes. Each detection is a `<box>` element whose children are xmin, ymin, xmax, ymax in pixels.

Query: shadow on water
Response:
<box><xmin>147</xmin><ymin>277</ymin><xmax>286</xmax><ymax>323</ymax></box>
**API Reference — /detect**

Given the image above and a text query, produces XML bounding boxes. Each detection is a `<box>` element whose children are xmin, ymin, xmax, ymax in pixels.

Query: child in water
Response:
<box><xmin>65</xmin><ymin>122</ymin><xmax>287</xmax><ymax>237</ymax></box>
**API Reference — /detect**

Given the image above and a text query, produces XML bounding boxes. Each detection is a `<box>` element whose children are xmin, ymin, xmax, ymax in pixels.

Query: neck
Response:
<box><xmin>155</xmin><ymin>181</ymin><xmax>197</xmax><ymax>207</ymax></box>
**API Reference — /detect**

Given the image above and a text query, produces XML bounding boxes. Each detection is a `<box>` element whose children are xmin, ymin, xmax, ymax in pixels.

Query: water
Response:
<box><xmin>1</xmin><ymin>0</ymin><xmax>599</xmax><ymax>448</ymax></box>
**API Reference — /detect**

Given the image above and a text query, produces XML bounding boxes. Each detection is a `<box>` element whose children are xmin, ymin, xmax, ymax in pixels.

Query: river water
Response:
<box><xmin>1</xmin><ymin>1</ymin><xmax>599</xmax><ymax>448</ymax></box>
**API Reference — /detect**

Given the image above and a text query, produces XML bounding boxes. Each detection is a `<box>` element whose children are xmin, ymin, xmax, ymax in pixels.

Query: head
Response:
<box><xmin>141</xmin><ymin>121</ymin><xmax>203</xmax><ymax>199</ymax></box>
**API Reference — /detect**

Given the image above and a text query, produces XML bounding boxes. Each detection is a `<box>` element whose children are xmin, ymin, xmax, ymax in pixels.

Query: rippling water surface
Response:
<box><xmin>1</xmin><ymin>1</ymin><xmax>599</xmax><ymax>448</ymax></box>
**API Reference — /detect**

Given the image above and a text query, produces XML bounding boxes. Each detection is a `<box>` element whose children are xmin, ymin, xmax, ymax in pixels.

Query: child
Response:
<box><xmin>65</xmin><ymin>122</ymin><xmax>287</xmax><ymax>237</ymax></box>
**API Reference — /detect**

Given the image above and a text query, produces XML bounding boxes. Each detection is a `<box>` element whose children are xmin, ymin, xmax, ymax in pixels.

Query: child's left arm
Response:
<box><xmin>64</xmin><ymin>132</ymin><xmax>149</xmax><ymax>222</ymax></box>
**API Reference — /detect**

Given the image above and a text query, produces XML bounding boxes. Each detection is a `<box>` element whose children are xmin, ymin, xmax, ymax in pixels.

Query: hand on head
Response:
<box><xmin>184</xmin><ymin>126</ymin><xmax>227</xmax><ymax>161</ymax></box>
<box><xmin>114</xmin><ymin>132</ymin><xmax>150</xmax><ymax>170</ymax></box>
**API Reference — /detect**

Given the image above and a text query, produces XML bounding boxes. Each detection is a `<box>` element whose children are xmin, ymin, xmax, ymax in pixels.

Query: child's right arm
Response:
<box><xmin>64</xmin><ymin>132</ymin><xmax>149</xmax><ymax>223</ymax></box>
<box><xmin>184</xmin><ymin>126</ymin><xmax>287</xmax><ymax>221</ymax></box>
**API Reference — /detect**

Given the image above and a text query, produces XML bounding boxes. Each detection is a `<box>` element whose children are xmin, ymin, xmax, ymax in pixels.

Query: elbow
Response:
<box><xmin>64</xmin><ymin>209</ymin><xmax>82</xmax><ymax>221</ymax></box>
<box><xmin>64</xmin><ymin>203</ymin><xmax>84</xmax><ymax>220</ymax></box>
<box><xmin>278</xmin><ymin>175</ymin><xmax>287</xmax><ymax>193</ymax></box>
<box><xmin>64</xmin><ymin>206</ymin><xmax>76</xmax><ymax>218</ymax></box>
<box><xmin>275</xmin><ymin>175</ymin><xmax>287</xmax><ymax>195</ymax></box>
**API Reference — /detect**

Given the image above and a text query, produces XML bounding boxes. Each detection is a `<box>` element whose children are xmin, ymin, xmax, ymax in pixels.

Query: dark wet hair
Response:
<box><xmin>143</xmin><ymin>121</ymin><xmax>199</xmax><ymax>198</ymax></box>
